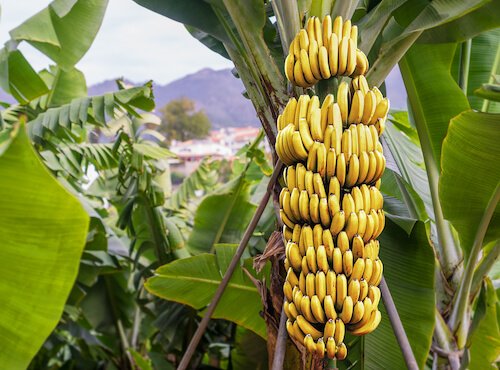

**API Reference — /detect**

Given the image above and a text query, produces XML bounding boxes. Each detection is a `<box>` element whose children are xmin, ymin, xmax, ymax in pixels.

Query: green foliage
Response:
<box><xmin>145</xmin><ymin>244</ymin><xmax>268</xmax><ymax>338</ymax></box>
<box><xmin>159</xmin><ymin>98</ymin><xmax>211</xmax><ymax>142</ymax></box>
<box><xmin>0</xmin><ymin>125</ymin><xmax>89</xmax><ymax>369</ymax></box>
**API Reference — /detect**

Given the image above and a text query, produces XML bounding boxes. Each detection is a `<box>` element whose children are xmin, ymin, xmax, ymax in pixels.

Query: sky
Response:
<box><xmin>0</xmin><ymin>0</ymin><xmax>234</xmax><ymax>85</ymax></box>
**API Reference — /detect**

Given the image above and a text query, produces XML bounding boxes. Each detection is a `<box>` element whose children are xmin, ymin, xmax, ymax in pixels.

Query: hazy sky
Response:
<box><xmin>0</xmin><ymin>0</ymin><xmax>234</xmax><ymax>85</ymax></box>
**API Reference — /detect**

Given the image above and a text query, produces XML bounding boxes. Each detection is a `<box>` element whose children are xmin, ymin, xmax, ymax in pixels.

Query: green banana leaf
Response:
<box><xmin>399</xmin><ymin>42</ymin><xmax>470</xmax><ymax>167</ymax></box>
<box><xmin>10</xmin><ymin>0</ymin><xmax>108</xmax><ymax>68</ymax></box>
<box><xmin>364</xmin><ymin>220</ymin><xmax>435</xmax><ymax>369</ymax></box>
<box><xmin>418</xmin><ymin>0</ymin><xmax>500</xmax><ymax>43</ymax></box>
<box><xmin>467</xmin><ymin>279</ymin><xmax>500</xmax><ymax>369</ymax></box>
<box><xmin>187</xmin><ymin>176</ymin><xmax>257</xmax><ymax>255</ymax></box>
<box><xmin>46</xmin><ymin>67</ymin><xmax>87</xmax><ymax>107</ymax></box>
<box><xmin>145</xmin><ymin>244</ymin><xmax>268</xmax><ymax>338</ymax></box>
<box><xmin>0</xmin><ymin>125</ymin><xmax>89</xmax><ymax>369</ymax></box>
<box><xmin>439</xmin><ymin>110</ymin><xmax>500</xmax><ymax>256</ymax></box>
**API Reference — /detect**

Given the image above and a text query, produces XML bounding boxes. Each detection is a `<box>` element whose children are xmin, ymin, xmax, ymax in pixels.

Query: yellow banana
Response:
<box><xmin>342</xmin><ymin>193</ymin><xmax>356</xmax><ymax>216</ymax></box>
<box><xmin>351</xmin><ymin>300</ymin><xmax>364</xmax><ymax>324</ymax></box>
<box><xmin>351</xmin><ymin>309</ymin><xmax>381</xmax><ymax>336</ymax></box>
<box><xmin>336</xmin><ymin>152</ymin><xmax>346</xmax><ymax>186</ymax></box>
<box><xmin>338</xmin><ymin>37</ymin><xmax>349</xmax><ymax>75</ymax></box>
<box><xmin>326</xmin><ymin>148</ymin><xmax>336</xmax><ymax>181</ymax></box>
<box><xmin>320</xmin><ymin>198</ymin><xmax>331</xmax><ymax>228</ymax></box>
<box><xmin>282</xmin><ymin>187</ymin><xmax>297</xmax><ymax>223</ymax></box>
<box><xmin>308</xmin><ymin>40</ymin><xmax>322</xmax><ymax>80</ymax></box>
<box><xmin>345</xmin><ymin>212</ymin><xmax>359</xmax><ymax>240</ymax></box>
<box><xmin>324</xmin><ymin>318</ymin><xmax>336</xmax><ymax>340</ymax></box>
<box><xmin>365</xmin><ymin>124</ymin><xmax>375</xmax><ymax>152</ymax></box>
<box><xmin>347</xmin><ymin>38</ymin><xmax>357</xmax><ymax>76</ymax></box>
<box><xmin>342</xmin><ymin>19</ymin><xmax>351</xmax><ymax>40</ymax></box>
<box><xmin>340</xmin><ymin>296</ymin><xmax>354</xmax><ymax>323</ymax></box>
<box><xmin>286</xmin><ymin>98</ymin><xmax>298</xmax><ymax>129</ymax></box>
<box><xmin>336</xmin><ymin>342</ymin><xmax>348</xmax><ymax>360</ymax></box>
<box><xmin>323</xmin><ymin>15</ymin><xmax>332</xmax><ymax>47</ymax></box>
<box><xmin>345</xmin><ymin>153</ymin><xmax>360</xmax><ymax>188</ymax></box>
<box><xmin>370</xmin><ymin>98</ymin><xmax>390</xmax><ymax>125</ymax></box>
<box><xmin>299</xmin><ymin>28</ymin><xmax>310</xmax><ymax>50</ymax></box>
<box><xmin>286</xmin><ymin>319</ymin><xmax>296</xmax><ymax>340</ymax></box>
<box><xmin>317</xmin><ymin>245</ymin><xmax>329</xmax><ymax>274</ymax></box>
<box><xmin>330</xmin><ymin>210</ymin><xmax>346</xmax><ymax>236</ymax></box>
<box><xmin>295</xmin><ymin>163</ymin><xmax>306</xmax><ymax>190</ymax></box>
<box><xmin>286</xmin><ymin>165</ymin><xmax>296</xmax><ymax>190</ymax></box>
<box><xmin>283</xmin><ymin>225</ymin><xmax>293</xmax><ymax>242</ymax></box>
<box><xmin>300</xmin><ymin>49</ymin><xmax>317</xmax><ymax>85</ymax></box>
<box><xmin>341</xmin><ymin>129</ymin><xmax>352</xmax><ymax>162</ymax></box>
<box><xmin>358</xmin><ymin>151</ymin><xmax>370</xmax><ymax>184</ymax></box>
<box><xmin>293</xmin><ymin>286</ymin><xmax>304</xmax><ymax>309</ymax></box>
<box><xmin>333</xmin><ymin>15</ymin><xmax>343</xmax><ymax>39</ymax></box>
<box><xmin>318</xmin><ymin>46</ymin><xmax>331</xmax><ymax>79</ymax></box>
<box><xmin>373</xmin><ymin>149</ymin><xmax>386</xmax><ymax>183</ymax></box>
<box><xmin>321</xmin><ymin>94</ymin><xmax>334</xmax><ymax>130</ymax></box>
<box><xmin>368</xmin><ymin>286</ymin><xmax>381</xmax><ymax>308</ymax></box>
<box><xmin>343</xmin><ymin>250</ymin><xmax>354</xmax><ymax>277</ymax></box>
<box><xmin>328</xmin><ymin>194</ymin><xmax>340</xmax><ymax>218</ymax></box>
<box><xmin>316</xmin><ymin>270</ymin><xmax>327</xmax><ymax>302</ymax></box>
<box><xmin>314</xmin><ymin>16</ymin><xmax>323</xmax><ymax>48</ymax></box>
<box><xmin>326</xmin><ymin>336</ymin><xmax>336</xmax><ymax>359</ymax></box>
<box><xmin>360</xmin><ymin>184</ymin><xmax>371</xmax><ymax>211</ymax></box>
<box><xmin>310</xmin><ymin>109</ymin><xmax>323</xmax><ymax>143</ymax></box>
<box><xmin>351</xmin><ymin>187</ymin><xmax>363</xmax><ymax>212</ymax></box>
<box><xmin>306</xmin><ymin>141</ymin><xmax>319</xmax><ymax>171</ymax></box>
<box><xmin>324</xmin><ymin>125</ymin><xmax>333</xmax><ymax>152</ymax></box>
<box><xmin>353</xmin><ymin>48</ymin><xmax>367</xmax><ymax>76</ymax></box>
<box><xmin>352</xmin><ymin>235</ymin><xmax>365</xmax><ymax>260</ymax></box>
<box><xmin>316</xmin><ymin>337</ymin><xmax>326</xmax><ymax>358</ymax></box>
<box><xmin>307</xmin><ymin>95</ymin><xmax>320</xmax><ymax>122</ymax></box>
<box><xmin>287</xmin><ymin>266</ymin><xmax>299</xmax><ymax>287</ymax></box>
<box><xmin>375</xmin><ymin>209</ymin><xmax>385</xmax><ymax>238</ymax></box>
<box><xmin>350</xmin><ymin>124</ymin><xmax>359</xmax><ymax>157</ymax></box>
<box><xmin>287</xmin><ymin>241</ymin><xmax>302</xmax><ymax>270</ymax></box>
<box><xmin>311</xmin><ymin>295</ymin><xmax>326</xmax><ymax>323</ymax></box>
<box><xmin>324</xmin><ymin>295</ymin><xmax>337</xmax><ymax>320</ymax></box>
<box><xmin>292</xmin><ymin>320</ymin><xmax>306</xmax><ymax>343</ymax></box>
<box><xmin>332</xmin><ymin>103</ymin><xmax>343</xmax><ymax>149</ymax></box>
<box><xmin>348</xmin><ymin>278</ymin><xmax>361</xmax><ymax>302</ymax></box>
<box><xmin>296</xmin><ymin>95</ymin><xmax>311</xmax><ymax>127</ymax></box>
<box><xmin>313</xmin><ymin>224</ymin><xmax>323</xmax><ymax>249</ymax></box>
<box><xmin>326</xmin><ymin>270</ymin><xmax>336</xmax><ymax>298</ymax></box>
<box><xmin>359</xmin><ymin>278</ymin><xmax>369</xmax><ymax>300</ymax></box>
<box><xmin>350</xmin><ymin>25</ymin><xmax>358</xmax><ymax>42</ymax></box>
<box><xmin>362</xmin><ymin>90</ymin><xmax>376</xmax><ymax>124</ymax></box>
<box><xmin>365</xmin><ymin>151</ymin><xmax>377</xmax><ymax>184</ymax></box>
<box><xmin>328</xmin><ymin>33</ymin><xmax>339</xmax><ymax>76</ymax></box>
<box><xmin>363</xmin><ymin>212</ymin><xmax>375</xmax><ymax>243</ymax></box>
<box><xmin>299</xmin><ymin>190</ymin><xmax>311</xmax><ymax>223</ymax></box>
<box><xmin>306</xmin><ymin>17</ymin><xmax>315</xmax><ymax>44</ymax></box>
<box><xmin>336</xmin><ymin>274</ymin><xmax>347</xmax><ymax>310</ymax></box>
<box><xmin>302</xmin><ymin>224</ymin><xmax>314</xmax><ymax>248</ymax></box>
<box><xmin>284</xmin><ymin>54</ymin><xmax>296</xmax><ymax>85</ymax></box>
<box><xmin>284</xmin><ymin>281</ymin><xmax>293</xmax><ymax>301</ymax></box>
<box><xmin>309</xmin><ymin>194</ymin><xmax>320</xmax><ymax>224</ymax></box>
<box><xmin>280</xmin><ymin>209</ymin><xmax>295</xmax><ymax>229</ymax></box>
<box><xmin>337</xmin><ymin>82</ymin><xmax>350</xmax><ymax>124</ymax></box>
<box><xmin>299</xmin><ymin>271</ymin><xmax>306</xmax><ymax>292</ymax></box>
<box><xmin>298</xmin><ymin>118</ymin><xmax>314</xmax><ymax>151</ymax></box>
<box><xmin>313</xmin><ymin>172</ymin><xmax>327</xmax><ymax>198</ymax></box>
<box><xmin>323</xmin><ymin>229</ymin><xmax>335</xmax><ymax>259</ymax></box>
<box><xmin>305</xmin><ymin>272</ymin><xmax>316</xmax><ymax>297</ymax></box>
<box><xmin>334</xmin><ymin>318</ymin><xmax>346</xmax><ymax>344</ymax></box>
<box><xmin>337</xmin><ymin>230</ymin><xmax>350</xmax><ymax>253</ymax></box>
<box><xmin>369</xmin><ymin>124</ymin><xmax>379</xmax><ymax>148</ymax></box>
<box><xmin>348</xmin><ymin>90</ymin><xmax>364</xmax><ymax>124</ymax></box>
<box><xmin>363</xmin><ymin>258</ymin><xmax>373</xmax><ymax>283</ymax></box>
<box><xmin>357</xmin><ymin>209</ymin><xmax>367</xmax><ymax>237</ymax></box>
<box><xmin>304</xmin><ymin>333</ymin><xmax>316</xmax><ymax>353</ymax></box>
<box><xmin>293</xmin><ymin>58</ymin><xmax>309</xmax><ymax>88</ymax></box>
<box><xmin>288</xmin><ymin>301</ymin><xmax>299</xmax><ymax>319</ymax></box>
<box><xmin>357</xmin><ymin>124</ymin><xmax>368</xmax><ymax>153</ymax></box>
<box><xmin>333</xmin><ymin>247</ymin><xmax>343</xmax><ymax>274</ymax></box>
<box><xmin>296</xmin><ymin>315</ymin><xmax>323</xmax><ymax>340</ymax></box>
<box><xmin>305</xmin><ymin>170</ymin><xmax>314</xmax><ymax>196</ymax></box>
<box><xmin>376</xmin><ymin>117</ymin><xmax>386</xmax><ymax>135</ymax></box>
<box><xmin>291</xmin><ymin>35</ymin><xmax>300</xmax><ymax>59</ymax></box>
<box><xmin>351</xmin><ymin>258</ymin><xmax>365</xmax><ymax>281</ymax></box>
<box><xmin>329</xmin><ymin>176</ymin><xmax>341</xmax><ymax>200</ymax></box>
<box><xmin>290</xmin><ymin>188</ymin><xmax>301</xmax><ymax>221</ymax></box>
<box><xmin>306</xmin><ymin>247</ymin><xmax>318</xmax><ymax>274</ymax></box>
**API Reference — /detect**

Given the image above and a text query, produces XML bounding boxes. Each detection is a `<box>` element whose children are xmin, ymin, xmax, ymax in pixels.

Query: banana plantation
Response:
<box><xmin>0</xmin><ymin>0</ymin><xmax>499</xmax><ymax>369</ymax></box>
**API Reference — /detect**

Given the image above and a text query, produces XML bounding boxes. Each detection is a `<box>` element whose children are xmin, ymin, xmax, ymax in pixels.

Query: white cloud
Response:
<box><xmin>0</xmin><ymin>0</ymin><xmax>234</xmax><ymax>84</ymax></box>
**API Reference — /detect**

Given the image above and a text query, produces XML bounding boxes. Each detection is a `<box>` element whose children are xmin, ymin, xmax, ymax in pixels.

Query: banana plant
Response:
<box><xmin>133</xmin><ymin>0</ymin><xmax>500</xmax><ymax>369</ymax></box>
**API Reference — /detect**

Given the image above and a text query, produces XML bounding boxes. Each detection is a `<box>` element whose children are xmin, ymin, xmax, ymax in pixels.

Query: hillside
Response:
<box><xmin>0</xmin><ymin>67</ymin><xmax>407</xmax><ymax>127</ymax></box>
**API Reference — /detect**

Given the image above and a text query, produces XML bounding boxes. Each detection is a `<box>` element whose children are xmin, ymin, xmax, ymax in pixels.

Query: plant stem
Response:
<box><xmin>458</xmin><ymin>39</ymin><xmax>472</xmax><ymax>94</ymax></box>
<box><xmin>481</xmin><ymin>44</ymin><xmax>500</xmax><ymax>112</ymax></box>
<box><xmin>177</xmin><ymin>160</ymin><xmax>284</xmax><ymax>370</ymax></box>
<box><xmin>380</xmin><ymin>277</ymin><xmax>419</xmax><ymax>370</ymax></box>
<box><xmin>471</xmin><ymin>241</ymin><xmax>500</xmax><ymax>296</ymax></box>
<box><xmin>433</xmin><ymin>311</ymin><xmax>460</xmax><ymax>370</ymax></box>
<box><xmin>271</xmin><ymin>0</ymin><xmax>300</xmax><ymax>55</ymax></box>
<box><xmin>272</xmin><ymin>307</ymin><xmax>288</xmax><ymax>370</ymax></box>
<box><xmin>448</xmin><ymin>184</ymin><xmax>500</xmax><ymax>348</ymax></box>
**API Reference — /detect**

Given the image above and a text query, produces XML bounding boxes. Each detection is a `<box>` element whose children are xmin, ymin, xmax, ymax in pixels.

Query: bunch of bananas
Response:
<box><xmin>285</xmin><ymin>16</ymin><xmax>370</xmax><ymax>88</ymax></box>
<box><xmin>277</xmin><ymin>16</ymin><xmax>389</xmax><ymax>362</ymax></box>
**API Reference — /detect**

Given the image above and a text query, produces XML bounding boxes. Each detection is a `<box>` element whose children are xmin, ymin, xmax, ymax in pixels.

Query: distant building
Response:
<box><xmin>169</xmin><ymin>126</ymin><xmax>261</xmax><ymax>176</ymax></box>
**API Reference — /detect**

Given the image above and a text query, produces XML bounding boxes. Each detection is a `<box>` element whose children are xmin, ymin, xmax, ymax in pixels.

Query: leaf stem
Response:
<box><xmin>331</xmin><ymin>0</ymin><xmax>359</xmax><ymax>19</ymax></box>
<box><xmin>177</xmin><ymin>160</ymin><xmax>284</xmax><ymax>370</ymax></box>
<box><xmin>471</xmin><ymin>241</ymin><xmax>500</xmax><ymax>296</ymax></box>
<box><xmin>481</xmin><ymin>43</ymin><xmax>500</xmax><ymax>112</ymax></box>
<box><xmin>380</xmin><ymin>277</ymin><xmax>419</xmax><ymax>370</ymax></box>
<box><xmin>458</xmin><ymin>39</ymin><xmax>472</xmax><ymax>94</ymax></box>
<box><xmin>448</xmin><ymin>183</ymin><xmax>500</xmax><ymax>347</ymax></box>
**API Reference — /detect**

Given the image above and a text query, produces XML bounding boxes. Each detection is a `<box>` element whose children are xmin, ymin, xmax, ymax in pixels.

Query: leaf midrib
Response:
<box><xmin>152</xmin><ymin>274</ymin><xmax>257</xmax><ymax>293</ymax></box>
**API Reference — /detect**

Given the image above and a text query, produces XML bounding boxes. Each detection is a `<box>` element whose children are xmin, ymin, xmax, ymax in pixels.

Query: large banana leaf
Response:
<box><xmin>364</xmin><ymin>220</ymin><xmax>435</xmax><ymax>369</ymax></box>
<box><xmin>187</xmin><ymin>176</ymin><xmax>256</xmax><ymax>255</ymax></box>
<box><xmin>0</xmin><ymin>125</ymin><xmax>89</xmax><ymax>369</ymax></box>
<box><xmin>439</xmin><ymin>110</ymin><xmax>500</xmax><ymax>256</ymax></box>
<box><xmin>399</xmin><ymin>43</ymin><xmax>470</xmax><ymax>167</ymax></box>
<box><xmin>145</xmin><ymin>244</ymin><xmax>268</xmax><ymax>338</ymax></box>
<box><xmin>10</xmin><ymin>0</ymin><xmax>108</xmax><ymax>68</ymax></box>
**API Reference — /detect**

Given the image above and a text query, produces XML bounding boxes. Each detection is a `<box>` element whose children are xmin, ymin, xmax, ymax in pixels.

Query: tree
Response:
<box><xmin>160</xmin><ymin>98</ymin><xmax>211</xmax><ymax>142</ymax></box>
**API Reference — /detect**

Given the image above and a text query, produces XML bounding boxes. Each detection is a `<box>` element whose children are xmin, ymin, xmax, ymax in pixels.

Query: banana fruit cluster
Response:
<box><xmin>277</xmin><ymin>17</ymin><xmax>389</xmax><ymax>362</ymax></box>
<box><xmin>285</xmin><ymin>16</ymin><xmax>370</xmax><ymax>88</ymax></box>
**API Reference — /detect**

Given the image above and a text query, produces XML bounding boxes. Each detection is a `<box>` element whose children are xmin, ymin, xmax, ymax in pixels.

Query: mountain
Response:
<box><xmin>0</xmin><ymin>67</ymin><xmax>407</xmax><ymax>127</ymax></box>
<box><xmin>90</xmin><ymin>68</ymin><xmax>260</xmax><ymax>128</ymax></box>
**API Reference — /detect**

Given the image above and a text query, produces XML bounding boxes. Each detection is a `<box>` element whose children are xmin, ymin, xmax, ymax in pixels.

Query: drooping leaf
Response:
<box><xmin>0</xmin><ymin>125</ymin><xmax>89</xmax><ymax>369</ymax></box>
<box><xmin>10</xmin><ymin>0</ymin><xmax>109</xmax><ymax>68</ymax></box>
<box><xmin>47</xmin><ymin>66</ymin><xmax>87</xmax><ymax>107</ymax></box>
<box><xmin>145</xmin><ymin>244</ymin><xmax>268</xmax><ymax>338</ymax></box>
<box><xmin>399</xmin><ymin>42</ymin><xmax>470</xmax><ymax>167</ymax></box>
<box><xmin>439</xmin><ymin>110</ymin><xmax>500</xmax><ymax>256</ymax></box>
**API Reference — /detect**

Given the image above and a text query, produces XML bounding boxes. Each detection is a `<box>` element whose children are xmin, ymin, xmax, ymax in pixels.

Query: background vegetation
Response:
<box><xmin>0</xmin><ymin>0</ymin><xmax>498</xmax><ymax>370</ymax></box>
